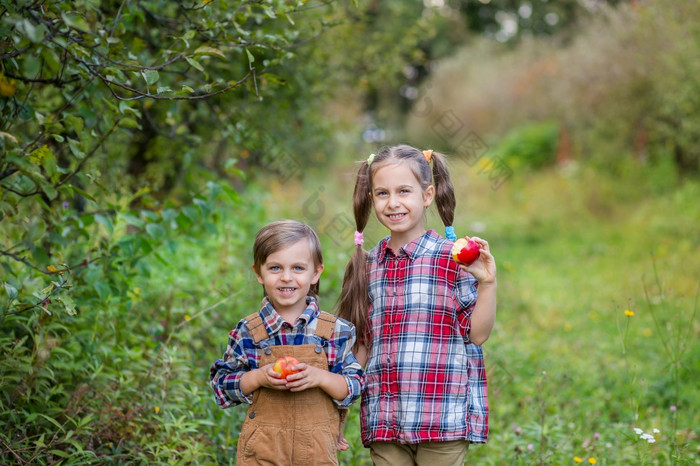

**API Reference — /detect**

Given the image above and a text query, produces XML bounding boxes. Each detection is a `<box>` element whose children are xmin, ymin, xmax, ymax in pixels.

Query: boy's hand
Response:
<box><xmin>283</xmin><ymin>362</ymin><xmax>322</xmax><ymax>392</ymax></box>
<box><xmin>257</xmin><ymin>363</ymin><xmax>291</xmax><ymax>390</ymax></box>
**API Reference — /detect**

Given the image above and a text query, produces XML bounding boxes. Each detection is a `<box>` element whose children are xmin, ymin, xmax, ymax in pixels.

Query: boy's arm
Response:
<box><xmin>210</xmin><ymin>325</ymin><xmax>262</xmax><ymax>407</ymax></box>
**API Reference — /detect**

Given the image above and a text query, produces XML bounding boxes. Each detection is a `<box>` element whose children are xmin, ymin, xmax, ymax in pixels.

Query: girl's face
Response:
<box><xmin>254</xmin><ymin>239</ymin><xmax>323</xmax><ymax>319</ymax></box>
<box><xmin>371</xmin><ymin>162</ymin><xmax>435</xmax><ymax>247</ymax></box>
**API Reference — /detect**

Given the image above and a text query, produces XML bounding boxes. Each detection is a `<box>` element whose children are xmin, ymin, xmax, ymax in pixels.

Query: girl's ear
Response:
<box><xmin>423</xmin><ymin>184</ymin><xmax>435</xmax><ymax>207</ymax></box>
<box><xmin>311</xmin><ymin>263</ymin><xmax>324</xmax><ymax>285</ymax></box>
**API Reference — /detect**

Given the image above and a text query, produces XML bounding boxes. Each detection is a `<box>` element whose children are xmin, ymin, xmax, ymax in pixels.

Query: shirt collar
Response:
<box><xmin>259</xmin><ymin>296</ymin><xmax>319</xmax><ymax>333</ymax></box>
<box><xmin>376</xmin><ymin>229</ymin><xmax>440</xmax><ymax>262</ymax></box>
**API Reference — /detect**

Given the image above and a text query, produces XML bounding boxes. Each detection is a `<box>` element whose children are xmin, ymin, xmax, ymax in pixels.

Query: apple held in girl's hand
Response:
<box><xmin>272</xmin><ymin>356</ymin><xmax>301</xmax><ymax>379</ymax></box>
<box><xmin>451</xmin><ymin>237</ymin><xmax>481</xmax><ymax>266</ymax></box>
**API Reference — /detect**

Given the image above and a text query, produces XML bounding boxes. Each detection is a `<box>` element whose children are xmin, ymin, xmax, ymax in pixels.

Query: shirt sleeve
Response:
<box><xmin>328</xmin><ymin>320</ymin><xmax>364</xmax><ymax>408</ymax></box>
<box><xmin>454</xmin><ymin>268</ymin><xmax>479</xmax><ymax>343</ymax></box>
<box><xmin>209</xmin><ymin>323</ymin><xmax>255</xmax><ymax>408</ymax></box>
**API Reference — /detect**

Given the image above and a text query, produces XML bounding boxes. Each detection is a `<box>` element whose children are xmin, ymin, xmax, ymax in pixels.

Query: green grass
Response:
<box><xmin>131</xmin><ymin>160</ymin><xmax>698</xmax><ymax>465</ymax></box>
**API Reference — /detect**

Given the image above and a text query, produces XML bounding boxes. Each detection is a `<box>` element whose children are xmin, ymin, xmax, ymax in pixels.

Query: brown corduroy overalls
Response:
<box><xmin>236</xmin><ymin>311</ymin><xmax>341</xmax><ymax>466</ymax></box>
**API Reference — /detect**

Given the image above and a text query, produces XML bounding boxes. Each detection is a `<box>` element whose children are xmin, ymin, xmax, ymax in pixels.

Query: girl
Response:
<box><xmin>210</xmin><ymin>220</ymin><xmax>364</xmax><ymax>465</ymax></box>
<box><xmin>337</xmin><ymin>145</ymin><xmax>497</xmax><ymax>466</ymax></box>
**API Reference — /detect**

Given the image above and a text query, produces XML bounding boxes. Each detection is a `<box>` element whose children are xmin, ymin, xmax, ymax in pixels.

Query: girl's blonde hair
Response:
<box><xmin>336</xmin><ymin>145</ymin><xmax>456</xmax><ymax>346</ymax></box>
<box><xmin>253</xmin><ymin>220</ymin><xmax>324</xmax><ymax>301</ymax></box>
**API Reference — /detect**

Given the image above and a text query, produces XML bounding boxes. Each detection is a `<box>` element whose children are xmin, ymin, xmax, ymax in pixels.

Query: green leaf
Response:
<box><xmin>245</xmin><ymin>48</ymin><xmax>255</xmax><ymax>65</ymax></box>
<box><xmin>141</xmin><ymin>69</ymin><xmax>160</xmax><ymax>86</ymax></box>
<box><xmin>94</xmin><ymin>213</ymin><xmax>114</xmax><ymax>234</ymax></box>
<box><xmin>194</xmin><ymin>46</ymin><xmax>226</xmax><ymax>59</ymax></box>
<box><xmin>120</xmin><ymin>213</ymin><xmax>144</xmax><ymax>228</ymax></box>
<box><xmin>146</xmin><ymin>223</ymin><xmax>166</xmax><ymax>241</ymax></box>
<box><xmin>118</xmin><ymin>118</ymin><xmax>140</xmax><ymax>129</ymax></box>
<box><xmin>21</xmin><ymin>19</ymin><xmax>46</xmax><ymax>43</ymax></box>
<box><xmin>57</xmin><ymin>296</ymin><xmax>77</xmax><ymax>315</ymax></box>
<box><xmin>62</xmin><ymin>13</ymin><xmax>91</xmax><ymax>33</ymax></box>
<box><xmin>94</xmin><ymin>282</ymin><xmax>111</xmax><ymax>301</ymax></box>
<box><xmin>41</xmin><ymin>183</ymin><xmax>58</xmax><ymax>200</ymax></box>
<box><xmin>68</xmin><ymin>138</ymin><xmax>85</xmax><ymax>160</ymax></box>
<box><xmin>64</xmin><ymin>115</ymin><xmax>85</xmax><ymax>134</ymax></box>
<box><xmin>185</xmin><ymin>57</ymin><xmax>204</xmax><ymax>73</ymax></box>
<box><xmin>4</xmin><ymin>282</ymin><xmax>18</xmax><ymax>300</ymax></box>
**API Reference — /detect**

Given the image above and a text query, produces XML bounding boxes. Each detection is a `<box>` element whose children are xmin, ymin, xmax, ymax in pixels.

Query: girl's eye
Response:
<box><xmin>376</xmin><ymin>191</ymin><xmax>387</xmax><ymax>197</ymax></box>
<box><xmin>269</xmin><ymin>266</ymin><xmax>281</xmax><ymax>271</ymax></box>
<box><xmin>294</xmin><ymin>266</ymin><xmax>305</xmax><ymax>271</ymax></box>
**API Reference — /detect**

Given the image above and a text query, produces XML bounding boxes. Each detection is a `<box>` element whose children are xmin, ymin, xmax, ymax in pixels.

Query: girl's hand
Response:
<box><xmin>460</xmin><ymin>236</ymin><xmax>497</xmax><ymax>285</ymax></box>
<box><xmin>258</xmin><ymin>363</ymin><xmax>290</xmax><ymax>390</ymax></box>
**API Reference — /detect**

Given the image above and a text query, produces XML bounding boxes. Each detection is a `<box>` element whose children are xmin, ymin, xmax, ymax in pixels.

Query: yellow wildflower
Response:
<box><xmin>588</xmin><ymin>458</ymin><xmax>597</xmax><ymax>464</ymax></box>
<box><xmin>624</xmin><ymin>309</ymin><xmax>634</xmax><ymax>317</ymax></box>
<box><xmin>185</xmin><ymin>314</ymin><xmax>191</xmax><ymax>321</ymax></box>
<box><xmin>574</xmin><ymin>458</ymin><xmax>583</xmax><ymax>463</ymax></box>
<box><xmin>154</xmin><ymin>406</ymin><xmax>160</xmax><ymax>413</ymax></box>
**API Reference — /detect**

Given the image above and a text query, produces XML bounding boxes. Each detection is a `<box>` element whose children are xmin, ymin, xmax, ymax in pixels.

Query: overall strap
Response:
<box><xmin>314</xmin><ymin>311</ymin><xmax>337</xmax><ymax>341</ymax></box>
<box><xmin>244</xmin><ymin>312</ymin><xmax>270</xmax><ymax>344</ymax></box>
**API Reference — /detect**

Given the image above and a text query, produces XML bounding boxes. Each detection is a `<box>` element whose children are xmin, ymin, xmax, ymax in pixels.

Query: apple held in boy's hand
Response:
<box><xmin>272</xmin><ymin>356</ymin><xmax>301</xmax><ymax>379</ymax></box>
<box><xmin>451</xmin><ymin>237</ymin><xmax>481</xmax><ymax>266</ymax></box>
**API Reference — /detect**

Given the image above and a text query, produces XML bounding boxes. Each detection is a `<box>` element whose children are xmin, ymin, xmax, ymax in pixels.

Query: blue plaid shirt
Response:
<box><xmin>210</xmin><ymin>297</ymin><xmax>364</xmax><ymax>408</ymax></box>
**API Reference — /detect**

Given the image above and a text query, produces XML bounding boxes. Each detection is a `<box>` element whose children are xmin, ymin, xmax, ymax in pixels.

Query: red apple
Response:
<box><xmin>272</xmin><ymin>356</ymin><xmax>301</xmax><ymax>379</ymax></box>
<box><xmin>451</xmin><ymin>237</ymin><xmax>481</xmax><ymax>266</ymax></box>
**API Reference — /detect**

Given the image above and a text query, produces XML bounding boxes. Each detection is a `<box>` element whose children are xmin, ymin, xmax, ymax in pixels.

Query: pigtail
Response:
<box><xmin>336</xmin><ymin>161</ymin><xmax>373</xmax><ymax>349</ymax></box>
<box><xmin>430</xmin><ymin>151</ymin><xmax>456</xmax><ymax>231</ymax></box>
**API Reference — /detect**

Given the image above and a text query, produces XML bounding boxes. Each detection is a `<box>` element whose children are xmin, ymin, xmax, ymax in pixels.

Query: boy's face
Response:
<box><xmin>254</xmin><ymin>239</ymin><xmax>323</xmax><ymax>319</ymax></box>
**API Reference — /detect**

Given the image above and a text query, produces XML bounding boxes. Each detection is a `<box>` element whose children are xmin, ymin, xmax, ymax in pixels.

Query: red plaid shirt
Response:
<box><xmin>361</xmin><ymin>230</ymin><xmax>488</xmax><ymax>445</ymax></box>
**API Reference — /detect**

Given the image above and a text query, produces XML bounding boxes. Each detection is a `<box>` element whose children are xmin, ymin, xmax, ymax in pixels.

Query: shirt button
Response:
<box><xmin>386</xmin><ymin>357</ymin><xmax>391</xmax><ymax>364</ymax></box>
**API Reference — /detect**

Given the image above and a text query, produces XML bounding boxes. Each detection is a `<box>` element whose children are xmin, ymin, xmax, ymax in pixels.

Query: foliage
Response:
<box><xmin>490</xmin><ymin>120</ymin><xmax>559</xmax><ymax>170</ymax></box>
<box><xmin>407</xmin><ymin>0</ymin><xmax>700</xmax><ymax>176</ymax></box>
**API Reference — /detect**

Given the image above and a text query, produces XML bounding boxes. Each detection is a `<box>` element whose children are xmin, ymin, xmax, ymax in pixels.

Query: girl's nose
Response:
<box><xmin>281</xmin><ymin>269</ymin><xmax>293</xmax><ymax>281</ymax></box>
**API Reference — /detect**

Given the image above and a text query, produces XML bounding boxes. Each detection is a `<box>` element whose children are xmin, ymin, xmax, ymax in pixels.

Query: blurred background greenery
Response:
<box><xmin>1</xmin><ymin>0</ymin><xmax>698</xmax><ymax>464</ymax></box>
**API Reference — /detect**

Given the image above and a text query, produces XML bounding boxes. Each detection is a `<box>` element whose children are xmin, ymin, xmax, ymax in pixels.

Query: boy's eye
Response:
<box><xmin>269</xmin><ymin>266</ymin><xmax>281</xmax><ymax>271</ymax></box>
<box><xmin>294</xmin><ymin>266</ymin><xmax>305</xmax><ymax>271</ymax></box>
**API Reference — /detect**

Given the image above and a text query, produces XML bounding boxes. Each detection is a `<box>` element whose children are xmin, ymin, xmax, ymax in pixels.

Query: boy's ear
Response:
<box><xmin>311</xmin><ymin>264</ymin><xmax>324</xmax><ymax>285</ymax></box>
<box><xmin>424</xmin><ymin>184</ymin><xmax>435</xmax><ymax>207</ymax></box>
<box><xmin>252</xmin><ymin>264</ymin><xmax>264</xmax><ymax>285</ymax></box>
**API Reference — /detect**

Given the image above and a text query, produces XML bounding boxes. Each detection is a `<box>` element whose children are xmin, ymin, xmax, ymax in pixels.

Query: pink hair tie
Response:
<box><xmin>354</xmin><ymin>231</ymin><xmax>364</xmax><ymax>246</ymax></box>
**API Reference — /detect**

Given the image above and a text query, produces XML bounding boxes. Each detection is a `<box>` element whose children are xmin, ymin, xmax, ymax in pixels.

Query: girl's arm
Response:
<box><xmin>461</xmin><ymin>236</ymin><xmax>497</xmax><ymax>346</ymax></box>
